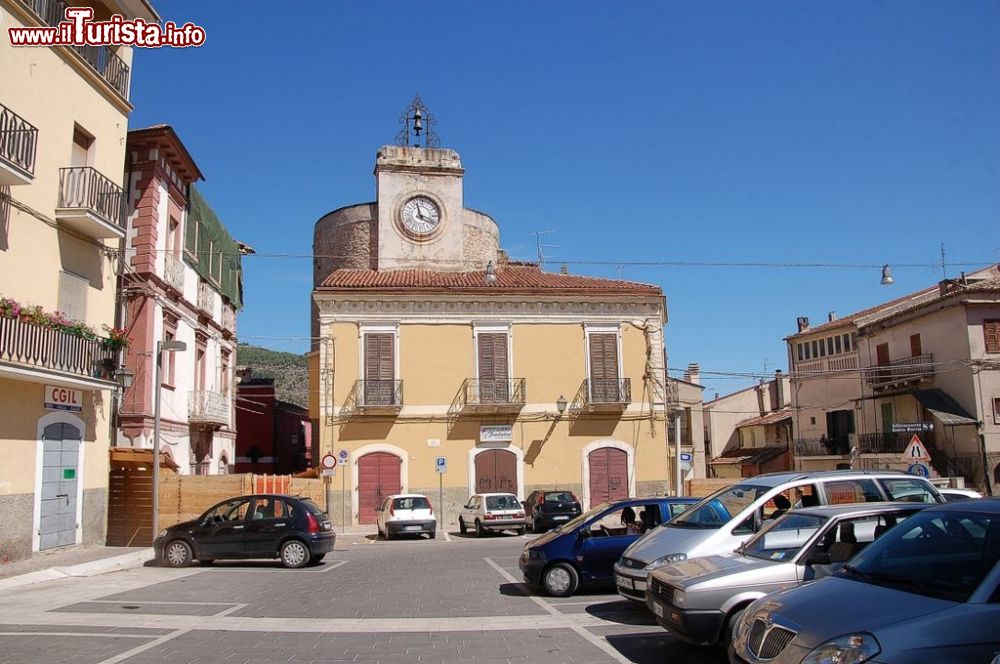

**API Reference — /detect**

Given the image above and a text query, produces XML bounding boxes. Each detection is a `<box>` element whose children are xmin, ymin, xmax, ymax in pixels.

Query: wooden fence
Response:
<box><xmin>686</xmin><ymin>477</ymin><xmax>732</xmax><ymax>498</ymax></box>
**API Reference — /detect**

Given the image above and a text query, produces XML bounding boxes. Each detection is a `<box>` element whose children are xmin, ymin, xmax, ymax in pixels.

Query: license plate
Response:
<box><xmin>405</xmin><ymin>525</ymin><xmax>421</xmax><ymax>531</ymax></box>
<box><xmin>653</xmin><ymin>603</ymin><xmax>664</xmax><ymax>618</ymax></box>
<box><xmin>553</xmin><ymin>516</ymin><xmax>568</xmax><ymax>521</ymax></box>
<box><xmin>634</xmin><ymin>580</ymin><xmax>647</xmax><ymax>591</ymax></box>
<box><xmin>616</xmin><ymin>575</ymin><xmax>634</xmax><ymax>590</ymax></box>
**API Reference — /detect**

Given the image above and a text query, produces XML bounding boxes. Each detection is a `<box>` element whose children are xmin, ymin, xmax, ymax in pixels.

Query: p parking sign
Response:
<box><xmin>435</xmin><ymin>456</ymin><xmax>447</xmax><ymax>473</ymax></box>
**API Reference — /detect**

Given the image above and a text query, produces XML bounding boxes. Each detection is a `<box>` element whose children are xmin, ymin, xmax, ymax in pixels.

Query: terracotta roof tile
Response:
<box><xmin>318</xmin><ymin>264</ymin><xmax>663</xmax><ymax>295</ymax></box>
<box><xmin>736</xmin><ymin>409</ymin><xmax>792</xmax><ymax>428</ymax></box>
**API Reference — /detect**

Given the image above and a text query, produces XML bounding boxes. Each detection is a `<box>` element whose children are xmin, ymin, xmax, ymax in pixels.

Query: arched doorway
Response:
<box><xmin>357</xmin><ymin>452</ymin><xmax>401</xmax><ymax>523</ymax></box>
<box><xmin>39</xmin><ymin>421</ymin><xmax>82</xmax><ymax>550</ymax></box>
<box><xmin>474</xmin><ymin>449</ymin><xmax>518</xmax><ymax>495</ymax></box>
<box><xmin>588</xmin><ymin>447</ymin><xmax>628</xmax><ymax>505</ymax></box>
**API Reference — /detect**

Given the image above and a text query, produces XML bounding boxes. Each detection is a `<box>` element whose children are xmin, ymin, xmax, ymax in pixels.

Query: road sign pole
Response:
<box><xmin>324</xmin><ymin>474</ymin><xmax>333</xmax><ymax>517</ymax></box>
<box><xmin>439</xmin><ymin>472</ymin><xmax>443</xmax><ymax>530</ymax></box>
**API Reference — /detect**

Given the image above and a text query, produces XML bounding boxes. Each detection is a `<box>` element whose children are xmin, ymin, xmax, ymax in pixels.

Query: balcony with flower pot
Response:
<box><xmin>0</xmin><ymin>297</ymin><xmax>126</xmax><ymax>390</ymax></box>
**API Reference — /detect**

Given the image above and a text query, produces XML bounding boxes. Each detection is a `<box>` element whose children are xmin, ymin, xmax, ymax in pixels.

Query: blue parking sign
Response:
<box><xmin>435</xmin><ymin>456</ymin><xmax>447</xmax><ymax>473</ymax></box>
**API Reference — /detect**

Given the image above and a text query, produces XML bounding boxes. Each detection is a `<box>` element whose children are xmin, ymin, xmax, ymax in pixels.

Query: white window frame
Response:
<box><xmin>358</xmin><ymin>323</ymin><xmax>400</xmax><ymax>384</ymax></box>
<box><xmin>472</xmin><ymin>323</ymin><xmax>514</xmax><ymax>383</ymax></box>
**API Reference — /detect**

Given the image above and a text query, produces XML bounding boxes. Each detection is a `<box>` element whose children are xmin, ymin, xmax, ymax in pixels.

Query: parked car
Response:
<box><xmin>647</xmin><ymin>502</ymin><xmax>928</xmax><ymax>647</ymax></box>
<box><xmin>154</xmin><ymin>494</ymin><xmax>335</xmax><ymax>568</ymax></box>
<box><xmin>939</xmin><ymin>487</ymin><xmax>983</xmax><ymax>502</ymax></box>
<box><xmin>730</xmin><ymin>499</ymin><xmax>1000</xmax><ymax>664</ymax></box>
<box><xmin>376</xmin><ymin>493</ymin><xmax>437</xmax><ymax>539</ymax></box>
<box><xmin>614</xmin><ymin>470</ymin><xmax>943</xmax><ymax>602</ymax></box>
<box><xmin>520</xmin><ymin>496</ymin><xmax>699</xmax><ymax>596</ymax></box>
<box><xmin>523</xmin><ymin>490</ymin><xmax>583</xmax><ymax>533</ymax></box>
<box><xmin>458</xmin><ymin>493</ymin><xmax>527</xmax><ymax>536</ymax></box>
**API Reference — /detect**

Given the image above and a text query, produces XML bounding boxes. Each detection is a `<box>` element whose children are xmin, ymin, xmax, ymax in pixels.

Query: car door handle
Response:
<box><xmin>274</xmin><ymin>523</ymin><xmax>287</xmax><ymax>528</ymax></box>
<box><xmin>232</xmin><ymin>525</ymin><xmax>244</xmax><ymax>530</ymax></box>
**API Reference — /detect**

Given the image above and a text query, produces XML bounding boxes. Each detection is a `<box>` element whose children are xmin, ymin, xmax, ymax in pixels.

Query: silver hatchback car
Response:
<box><xmin>730</xmin><ymin>499</ymin><xmax>1000</xmax><ymax>664</ymax></box>
<box><xmin>647</xmin><ymin>503</ymin><xmax>928</xmax><ymax>647</ymax></box>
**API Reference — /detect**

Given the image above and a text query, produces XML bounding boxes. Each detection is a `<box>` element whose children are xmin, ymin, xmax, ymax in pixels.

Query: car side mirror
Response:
<box><xmin>806</xmin><ymin>552</ymin><xmax>832</xmax><ymax>566</ymax></box>
<box><xmin>578</xmin><ymin>528</ymin><xmax>591</xmax><ymax>540</ymax></box>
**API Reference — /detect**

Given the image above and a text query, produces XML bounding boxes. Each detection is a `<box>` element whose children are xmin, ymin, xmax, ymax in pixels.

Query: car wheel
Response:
<box><xmin>475</xmin><ymin>519</ymin><xmax>484</xmax><ymax>538</ymax></box>
<box><xmin>279</xmin><ymin>540</ymin><xmax>311</xmax><ymax>568</ymax></box>
<box><xmin>517</xmin><ymin>526</ymin><xmax>527</xmax><ymax>536</ymax></box>
<box><xmin>542</xmin><ymin>563</ymin><xmax>579</xmax><ymax>597</ymax></box>
<box><xmin>721</xmin><ymin>607</ymin><xmax>747</xmax><ymax>648</ymax></box>
<box><xmin>428</xmin><ymin>531</ymin><xmax>436</xmax><ymax>539</ymax></box>
<box><xmin>459</xmin><ymin>518</ymin><xmax>467</xmax><ymax>534</ymax></box>
<box><xmin>533</xmin><ymin>518</ymin><xmax>543</xmax><ymax>534</ymax></box>
<box><xmin>163</xmin><ymin>540</ymin><xmax>192</xmax><ymax>567</ymax></box>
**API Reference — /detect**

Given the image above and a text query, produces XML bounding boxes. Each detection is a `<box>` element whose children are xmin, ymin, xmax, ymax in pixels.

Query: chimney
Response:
<box><xmin>774</xmin><ymin>369</ymin><xmax>785</xmax><ymax>409</ymax></box>
<box><xmin>827</xmin><ymin>311</ymin><xmax>837</xmax><ymax>322</ymax></box>
<box><xmin>560</xmin><ymin>263</ymin><xmax>568</xmax><ymax>274</ymax></box>
<box><xmin>687</xmin><ymin>363</ymin><xmax>701</xmax><ymax>386</ymax></box>
<box><xmin>796</xmin><ymin>316</ymin><xmax>810</xmax><ymax>333</ymax></box>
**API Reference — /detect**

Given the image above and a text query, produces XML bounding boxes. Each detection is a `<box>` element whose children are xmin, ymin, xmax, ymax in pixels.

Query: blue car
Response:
<box><xmin>519</xmin><ymin>496</ymin><xmax>700</xmax><ymax>596</ymax></box>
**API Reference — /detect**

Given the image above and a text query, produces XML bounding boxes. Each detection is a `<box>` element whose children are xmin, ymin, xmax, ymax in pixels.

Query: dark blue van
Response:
<box><xmin>518</xmin><ymin>496</ymin><xmax>699</xmax><ymax>596</ymax></box>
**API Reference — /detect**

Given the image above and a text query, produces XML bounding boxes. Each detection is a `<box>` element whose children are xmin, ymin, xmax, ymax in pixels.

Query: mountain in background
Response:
<box><xmin>237</xmin><ymin>343</ymin><xmax>309</xmax><ymax>408</ymax></box>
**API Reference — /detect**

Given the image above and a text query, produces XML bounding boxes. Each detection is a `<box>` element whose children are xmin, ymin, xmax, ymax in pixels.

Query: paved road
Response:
<box><xmin>0</xmin><ymin>531</ymin><xmax>726</xmax><ymax>664</ymax></box>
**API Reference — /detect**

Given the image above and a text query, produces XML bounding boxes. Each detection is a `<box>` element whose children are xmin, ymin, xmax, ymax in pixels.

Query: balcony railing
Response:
<box><xmin>56</xmin><ymin>167</ymin><xmax>126</xmax><ymax>236</ymax></box>
<box><xmin>863</xmin><ymin>354</ymin><xmax>934</xmax><ymax>388</ymax></box>
<box><xmin>188</xmin><ymin>390</ymin><xmax>229</xmax><ymax>427</ymax></box>
<box><xmin>569</xmin><ymin>378</ymin><xmax>631</xmax><ymax>414</ymax></box>
<box><xmin>793</xmin><ymin>352</ymin><xmax>858</xmax><ymax>377</ymax></box>
<box><xmin>458</xmin><ymin>378</ymin><xmax>526</xmax><ymax>411</ymax></box>
<box><xmin>795</xmin><ymin>437</ymin><xmax>851</xmax><ymax>457</ymax></box>
<box><xmin>0</xmin><ymin>315</ymin><xmax>118</xmax><ymax>384</ymax></box>
<box><xmin>857</xmin><ymin>431</ymin><xmax>935</xmax><ymax>455</ymax></box>
<box><xmin>197</xmin><ymin>282</ymin><xmax>215</xmax><ymax>313</ymax></box>
<box><xmin>342</xmin><ymin>379</ymin><xmax>403</xmax><ymax>416</ymax></box>
<box><xmin>26</xmin><ymin>0</ymin><xmax>131</xmax><ymax>99</ymax></box>
<box><xmin>163</xmin><ymin>253</ymin><xmax>184</xmax><ymax>291</ymax></box>
<box><xmin>0</xmin><ymin>103</ymin><xmax>38</xmax><ymax>184</ymax></box>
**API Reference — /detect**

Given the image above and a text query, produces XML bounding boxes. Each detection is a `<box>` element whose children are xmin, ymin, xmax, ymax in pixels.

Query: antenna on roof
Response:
<box><xmin>530</xmin><ymin>230</ymin><xmax>558</xmax><ymax>268</ymax></box>
<box><xmin>940</xmin><ymin>243</ymin><xmax>947</xmax><ymax>279</ymax></box>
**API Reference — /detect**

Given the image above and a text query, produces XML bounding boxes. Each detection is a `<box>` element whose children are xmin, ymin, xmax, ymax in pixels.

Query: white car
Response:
<box><xmin>376</xmin><ymin>494</ymin><xmax>437</xmax><ymax>539</ymax></box>
<box><xmin>940</xmin><ymin>487</ymin><xmax>983</xmax><ymax>502</ymax></box>
<box><xmin>458</xmin><ymin>493</ymin><xmax>527</xmax><ymax>537</ymax></box>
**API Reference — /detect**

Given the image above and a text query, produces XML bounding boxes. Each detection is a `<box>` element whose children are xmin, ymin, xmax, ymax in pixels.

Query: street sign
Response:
<box><xmin>321</xmin><ymin>468</ymin><xmax>336</xmax><ymax>478</ymax></box>
<box><xmin>480</xmin><ymin>425</ymin><xmax>513</xmax><ymax>443</ymax></box>
<box><xmin>892</xmin><ymin>422</ymin><xmax>934</xmax><ymax>433</ymax></box>
<box><xmin>907</xmin><ymin>463</ymin><xmax>930</xmax><ymax>478</ymax></box>
<box><xmin>321</xmin><ymin>454</ymin><xmax>338</xmax><ymax>470</ymax></box>
<box><xmin>435</xmin><ymin>456</ymin><xmax>447</xmax><ymax>473</ymax></box>
<box><xmin>337</xmin><ymin>449</ymin><xmax>349</xmax><ymax>462</ymax></box>
<box><xmin>679</xmin><ymin>452</ymin><xmax>693</xmax><ymax>463</ymax></box>
<box><xmin>902</xmin><ymin>435</ymin><xmax>931</xmax><ymax>462</ymax></box>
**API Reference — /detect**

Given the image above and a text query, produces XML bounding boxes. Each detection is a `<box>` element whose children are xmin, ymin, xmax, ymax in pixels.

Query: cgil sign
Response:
<box><xmin>44</xmin><ymin>385</ymin><xmax>83</xmax><ymax>412</ymax></box>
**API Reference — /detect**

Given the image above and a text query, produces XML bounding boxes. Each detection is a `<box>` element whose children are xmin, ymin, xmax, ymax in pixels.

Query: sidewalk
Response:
<box><xmin>0</xmin><ymin>545</ymin><xmax>151</xmax><ymax>591</ymax></box>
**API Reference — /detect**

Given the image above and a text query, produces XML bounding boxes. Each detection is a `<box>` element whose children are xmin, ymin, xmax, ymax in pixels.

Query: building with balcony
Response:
<box><xmin>704</xmin><ymin>372</ymin><xmax>792</xmax><ymax>478</ymax></box>
<box><xmin>786</xmin><ymin>265</ymin><xmax>1000</xmax><ymax>494</ymax></box>
<box><xmin>115</xmin><ymin>126</ymin><xmax>248</xmax><ymax>475</ymax></box>
<box><xmin>310</xmin><ymin>106</ymin><xmax>678</xmax><ymax>525</ymax></box>
<box><xmin>0</xmin><ymin>0</ymin><xmax>158</xmax><ymax>563</ymax></box>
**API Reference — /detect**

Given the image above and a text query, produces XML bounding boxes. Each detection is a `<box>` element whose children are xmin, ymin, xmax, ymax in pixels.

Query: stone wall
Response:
<box><xmin>82</xmin><ymin>488</ymin><xmax>107</xmax><ymax>545</ymax></box>
<box><xmin>0</xmin><ymin>493</ymin><xmax>33</xmax><ymax>564</ymax></box>
<box><xmin>462</xmin><ymin>210</ymin><xmax>501</xmax><ymax>266</ymax></box>
<box><xmin>312</xmin><ymin>203</ymin><xmax>376</xmax><ymax>287</ymax></box>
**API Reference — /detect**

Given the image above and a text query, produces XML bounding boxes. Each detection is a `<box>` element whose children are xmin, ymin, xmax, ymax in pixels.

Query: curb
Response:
<box><xmin>0</xmin><ymin>548</ymin><xmax>152</xmax><ymax>592</ymax></box>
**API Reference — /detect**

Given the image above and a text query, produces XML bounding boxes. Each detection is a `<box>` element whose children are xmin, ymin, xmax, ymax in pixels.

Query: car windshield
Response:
<box><xmin>879</xmin><ymin>478</ymin><xmax>942</xmax><ymax>504</ymax></box>
<box><xmin>486</xmin><ymin>495</ymin><xmax>520</xmax><ymax>510</ymax></box>
<box><xmin>840</xmin><ymin>509</ymin><xmax>1000</xmax><ymax>602</ymax></box>
<box><xmin>742</xmin><ymin>513</ymin><xmax>826</xmax><ymax>562</ymax></box>
<box><xmin>556</xmin><ymin>502</ymin><xmax>612</xmax><ymax>532</ymax></box>
<box><xmin>671</xmin><ymin>485</ymin><xmax>768</xmax><ymax>529</ymax></box>
<box><xmin>394</xmin><ymin>496</ymin><xmax>430</xmax><ymax>510</ymax></box>
<box><xmin>545</xmin><ymin>491</ymin><xmax>576</xmax><ymax>503</ymax></box>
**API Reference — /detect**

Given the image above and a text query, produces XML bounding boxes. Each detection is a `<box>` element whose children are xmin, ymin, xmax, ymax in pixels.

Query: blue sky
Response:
<box><xmin>130</xmin><ymin>1</ymin><xmax>1000</xmax><ymax>396</ymax></box>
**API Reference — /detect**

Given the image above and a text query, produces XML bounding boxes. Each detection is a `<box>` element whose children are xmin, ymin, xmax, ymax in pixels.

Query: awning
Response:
<box><xmin>736</xmin><ymin>410</ymin><xmax>792</xmax><ymax>429</ymax></box>
<box><xmin>912</xmin><ymin>389</ymin><xmax>978</xmax><ymax>427</ymax></box>
<box><xmin>709</xmin><ymin>446</ymin><xmax>787</xmax><ymax>466</ymax></box>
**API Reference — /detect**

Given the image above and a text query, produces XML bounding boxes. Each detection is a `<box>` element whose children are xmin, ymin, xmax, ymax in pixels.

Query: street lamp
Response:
<box><xmin>555</xmin><ymin>395</ymin><xmax>567</xmax><ymax>414</ymax></box>
<box><xmin>152</xmin><ymin>339</ymin><xmax>186</xmax><ymax>542</ymax></box>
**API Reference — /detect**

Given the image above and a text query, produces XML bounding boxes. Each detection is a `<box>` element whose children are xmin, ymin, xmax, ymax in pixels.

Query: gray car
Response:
<box><xmin>730</xmin><ymin>499</ymin><xmax>1000</xmax><ymax>664</ymax></box>
<box><xmin>647</xmin><ymin>503</ymin><xmax>928</xmax><ymax>647</ymax></box>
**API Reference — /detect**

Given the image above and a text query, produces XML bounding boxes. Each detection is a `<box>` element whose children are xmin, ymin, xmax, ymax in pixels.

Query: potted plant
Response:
<box><xmin>102</xmin><ymin>325</ymin><xmax>130</xmax><ymax>350</ymax></box>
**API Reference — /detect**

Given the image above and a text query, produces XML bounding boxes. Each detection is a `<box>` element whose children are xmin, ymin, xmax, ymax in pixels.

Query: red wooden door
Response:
<box><xmin>588</xmin><ymin>447</ymin><xmax>628</xmax><ymax>505</ymax></box>
<box><xmin>475</xmin><ymin>449</ymin><xmax>517</xmax><ymax>495</ymax></box>
<box><xmin>357</xmin><ymin>452</ymin><xmax>401</xmax><ymax>524</ymax></box>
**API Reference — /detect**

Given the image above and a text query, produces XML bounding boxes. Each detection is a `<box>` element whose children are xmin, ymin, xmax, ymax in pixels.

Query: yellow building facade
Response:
<box><xmin>310</xmin><ymin>115</ymin><xmax>677</xmax><ymax>526</ymax></box>
<box><xmin>0</xmin><ymin>0</ymin><xmax>157</xmax><ymax>561</ymax></box>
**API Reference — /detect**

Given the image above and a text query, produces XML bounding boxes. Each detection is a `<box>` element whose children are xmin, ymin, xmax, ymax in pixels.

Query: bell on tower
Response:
<box><xmin>395</xmin><ymin>93</ymin><xmax>440</xmax><ymax>149</ymax></box>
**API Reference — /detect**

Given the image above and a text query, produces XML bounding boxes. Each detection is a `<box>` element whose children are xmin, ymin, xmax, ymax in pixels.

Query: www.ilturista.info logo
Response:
<box><xmin>8</xmin><ymin>7</ymin><xmax>205</xmax><ymax>48</ymax></box>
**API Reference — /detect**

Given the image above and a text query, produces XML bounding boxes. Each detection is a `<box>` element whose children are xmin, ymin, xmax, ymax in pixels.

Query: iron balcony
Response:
<box><xmin>0</xmin><ymin>102</ymin><xmax>37</xmax><ymax>185</ymax></box>
<box><xmin>0</xmin><ymin>315</ymin><xmax>119</xmax><ymax>389</ymax></box>
<box><xmin>56</xmin><ymin>166</ymin><xmax>127</xmax><ymax>238</ymax></box>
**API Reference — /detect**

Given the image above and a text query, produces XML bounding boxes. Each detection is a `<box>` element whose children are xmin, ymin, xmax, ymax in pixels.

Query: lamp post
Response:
<box><xmin>152</xmin><ymin>339</ymin><xmax>186</xmax><ymax>542</ymax></box>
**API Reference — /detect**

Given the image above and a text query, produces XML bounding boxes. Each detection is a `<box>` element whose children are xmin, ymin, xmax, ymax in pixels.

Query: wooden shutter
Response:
<box><xmin>364</xmin><ymin>334</ymin><xmax>394</xmax><ymax>404</ymax></box>
<box><xmin>478</xmin><ymin>333</ymin><xmax>509</xmax><ymax>402</ymax></box>
<box><xmin>589</xmin><ymin>333</ymin><xmax>619</xmax><ymax>400</ymax></box>
<box><xmin>875</xmin><ymin>343</ymin><xmax>890</xmax><ymax>366</ymax></box>
<box><xmin>909</xmin><ymin>334</ymin><xmax>922</xmax><ymax>357</ymax></box>
<box><xmin>985</xmin><ymin>320</ymin><xmax>1000</xmax><ymax>354</ymax></box>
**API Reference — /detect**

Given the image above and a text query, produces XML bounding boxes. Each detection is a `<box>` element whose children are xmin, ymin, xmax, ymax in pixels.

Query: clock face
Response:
<box><xmin>400</xmin><ymin>196</ymin><xmax>441</xmax><ymax>235</ymax></box>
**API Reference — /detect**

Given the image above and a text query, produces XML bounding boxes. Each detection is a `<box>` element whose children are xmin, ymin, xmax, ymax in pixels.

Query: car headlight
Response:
<box><xmin>156</xmin><ymin>529</ymin><xmax>168</xmax><ymax>539</ymax></box>
<box><xmin>672</xmin><ymin>589</ymin><xmax>685</xmax><ymax>607</ymax></box>
<box><xmin>802</xmin><ymin>633</ymin><xmax>881</xmax><ymax>664</ymax></box>
<box><xmin>645</xmin><ymin>553</ymin><xmax>687</xmax><ymax>571</ymax></box>
<box><xmin>527</xmin><ymin>549</ymin><xmax>545</xmax><ymax>561</ymax></box>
